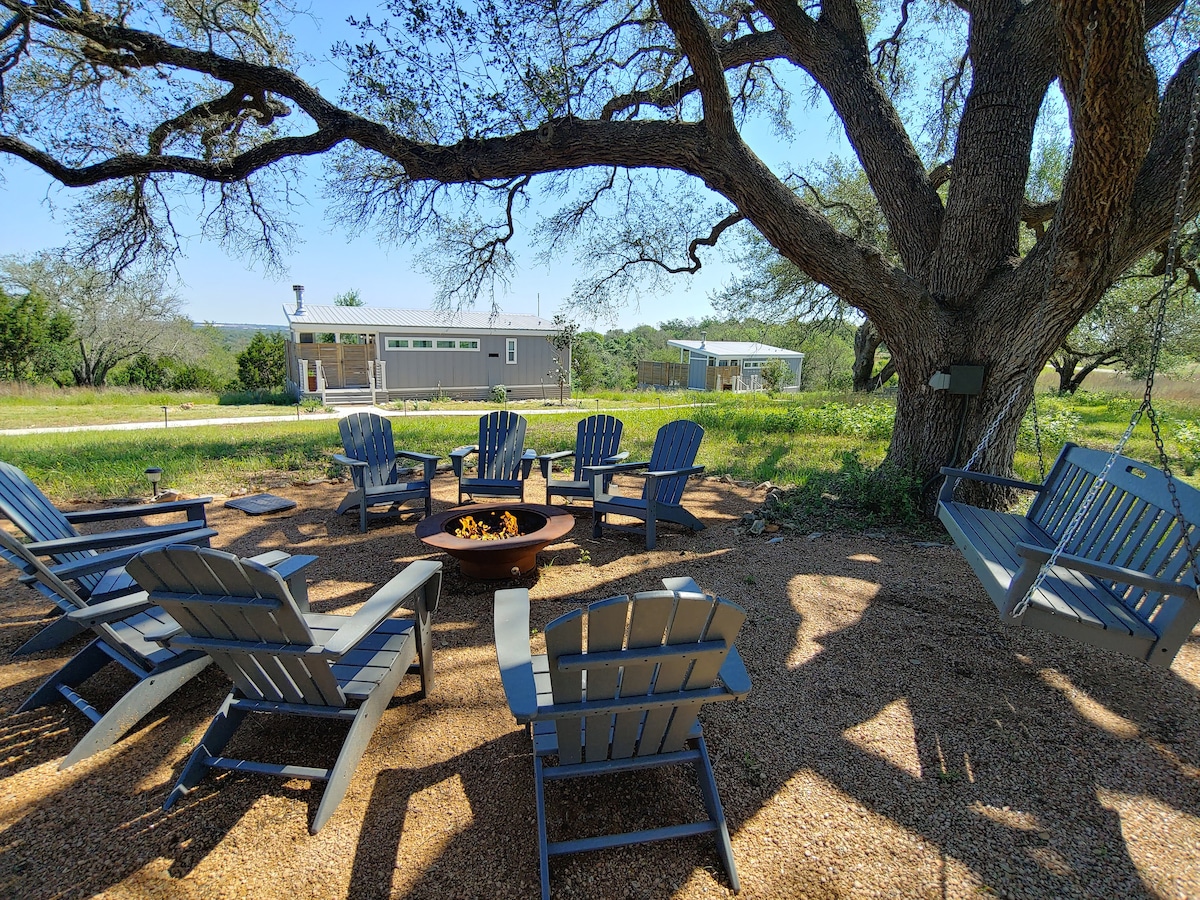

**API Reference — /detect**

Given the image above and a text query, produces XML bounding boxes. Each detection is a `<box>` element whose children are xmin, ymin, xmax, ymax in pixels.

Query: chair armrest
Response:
<box><xmin>65</xmin><ymin>497</ymin><xmax>212</xmax><ymax>525</ymax></box>
<box><xmin>717</xmin><ymin>646</ymin><xmax>752</xmax><ymax>698</ymax></box>
<box><xmin>662</xmin><ymin>575</ymin><xmax>703</xmax><ymax>594</ymax></box>
<box><xmin>397</xmin><ymin>450</ymin><xmax>441</xmax><ymax>463</ymax></box>
<box><xmin>604</xmin><ymin>451</ymin><xmax>631</xmax><ymax>464</ymax></box>
<box><xmin>630</xmin><ymin>465</ymin><xmax>705</xmax><ymax>480</ymax></box>
<box><xmin>520</xmin><ymin>449</ymin><xmax>537</xmax><ymax>478</ymax></box>
<box><xmin>939</xmin><ymin>468</ymin><xmax>1044</xmax><ymax>502</ymax></box>
<box><xmin>494</xmin><ymin>587</ymin><xmax>539</xmax><ymax>724</ymax></box>
<box><xmin>48</xmin><ymin>528</ymin><xmax>216</xmax><ymax>580</ymax></box>
<box><xmin>539</xmin><ymin>450</ymin><xmax>574</xmax><ymax>479</ymax></box>
<box><xmin>397</xmin><ymin>451</ymin><xmax>441</xmax><ymax>481</ymax></box>
<box><xmin>142</xmin><ymin>623</ymin><xmax>183</xmax><ymax>645</ymax></box>
<box><xmin>584</xmin><ymin>460</ymin><xmax>650</xmax><ymax>477</ymax></box>
<box><xmin>1015</xmin><ymin>543</ymin><xmax>1198</xmax><ymax>599</ymax></box>
<box><xmin>332</xmin><ymin>454</ymin><xmax>368</xmax><ymax>468</ymax></box>
<box><xmin>67</xmin><ymin>592</ymin><xmax>153</xmax><ymax>626</ymax></box>
<box><xmin>26</xmin><ymin>520</ymin><xmax>208</xmax><ymax>555</ymax></box>
<box><xmin>322</xmin><ymin>560</ymin><xmax>443</xmax><ymax>657</ymax></box>
<box><xmin>450</xmin><ymin>445</ymin><xmax>478</xmax><ymax>478</ymax></box>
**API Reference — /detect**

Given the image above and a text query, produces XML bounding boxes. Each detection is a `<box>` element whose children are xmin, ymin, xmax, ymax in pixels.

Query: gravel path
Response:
<box><xmin>0</xmin><ymin>472</ymin><xmax>1196</xmax><ymax>899</ymax></box>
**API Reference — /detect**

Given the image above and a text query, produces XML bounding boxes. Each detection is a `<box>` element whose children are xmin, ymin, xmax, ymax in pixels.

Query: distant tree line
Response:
<box><xmin>0</xmin><ymin>253</ymin><xmax>288</xmax><ymax>393</ymax></box>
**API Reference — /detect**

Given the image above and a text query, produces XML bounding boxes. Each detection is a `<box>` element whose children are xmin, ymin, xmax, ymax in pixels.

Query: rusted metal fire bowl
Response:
<box><xmin>415</xmin><ymin>502</ymin><xmax>576</xmax><ymax>580</ymax></box>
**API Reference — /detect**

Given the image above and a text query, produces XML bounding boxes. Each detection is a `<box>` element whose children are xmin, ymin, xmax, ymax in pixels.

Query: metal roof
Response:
<box><xmin>667</xmin><ymin>339</ymin><xmax>804</xmax><ymax>358</ymax></box>
<box><xmin>283</xmin><ymin>304</ymin><xmax>558</xmax><ymax>332</ymax></box>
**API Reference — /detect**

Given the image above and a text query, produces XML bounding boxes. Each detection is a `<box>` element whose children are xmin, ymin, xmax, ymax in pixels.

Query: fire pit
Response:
<box><xmin>415</xmin><ymin>502</ymin><xmax>576</xmax><ymax>579</ymax></box>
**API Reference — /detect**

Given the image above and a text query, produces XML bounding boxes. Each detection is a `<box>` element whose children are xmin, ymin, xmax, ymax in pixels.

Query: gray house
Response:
<box><xmin>283</xmin><ymin>291</ymin><xmax>565</xmax><ymax>403</ymax></box>
<box><xmin>666</xmin><ymin>339</ymin><xmax>804</xmax><ymax>391</ymax></box>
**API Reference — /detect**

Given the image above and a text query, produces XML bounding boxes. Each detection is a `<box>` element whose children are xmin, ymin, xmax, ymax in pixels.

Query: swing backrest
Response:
<box><xmin>1030</xmin><ymin>443</ymin><xmax>1200</xmax><ymax>619</ymax></box>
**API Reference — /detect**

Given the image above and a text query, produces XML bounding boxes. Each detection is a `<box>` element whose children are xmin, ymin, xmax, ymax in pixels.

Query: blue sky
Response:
<box><xmin>0</xmin><ymin>6</ymin><xmax>848</xmax><ymax>332</ymax></box>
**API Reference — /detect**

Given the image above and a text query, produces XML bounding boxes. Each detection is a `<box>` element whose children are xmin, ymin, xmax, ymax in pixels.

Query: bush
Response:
<box><xmin>236</xmin><ymin>332</ymin><xmax>287</xmax><ymax>391</ymax></box>
<box><xmin>759</xmin><ymin>358</ymin><xmax>794</xmax><ymax>393</ymax></box>
<box><xmin>490</xmin><ymin>384</ymin><xmax>507</xmax><ymax>403</ymax></box>
<box><xmin>1177</xmin><ymin>421</ymin><xmax>1200</xmax><ymax>475</ymax></box>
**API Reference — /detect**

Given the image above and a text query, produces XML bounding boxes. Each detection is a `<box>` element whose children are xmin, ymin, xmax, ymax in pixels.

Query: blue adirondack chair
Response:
<box><xmin>125</xmin><ymin>545</ymin><xmax>442</xmax><ymax>834</ymax></box>
<box><xmin>450</xmin><ymin>411</ymin><xmax>537</xmax><ymax>504</ymax></box>
<box><xmin>2</xmin><ymin>529</ymin><xmax>313</xmax><ymax>769</ymax></box>
<box><xmin>0</xmin><ymin>460</ymin><xmax>213</xmax><ymax>654</ymax></box>
<box><xmin>587</xmin><ymin>419</ymin><xmax>706</xmax><ymax>549</ymax></box>
<box><xmin>334</xmin><ymin>412</ymin><xmax>440</xmax><ymax>531</ymax></box>
<box><xmin>538</xmin><ymin>414</ymin><xmax>628</xmax><ymax>506</ymax></box>
<box><xmin>494</xmin><ymin>576</ymin><xmax>751</xmax><ymax>899</ymax></box>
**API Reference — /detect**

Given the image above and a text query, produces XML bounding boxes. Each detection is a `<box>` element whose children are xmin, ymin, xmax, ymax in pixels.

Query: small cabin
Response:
<box><xmin>283</xmin><ymin>295</ymin><xmax>565</xmax><ymax>404</ymax></box>
<box><xmin>662</xmin><ymin>340</ymin><xmax>804</xmax><ymax>392</ymax></box>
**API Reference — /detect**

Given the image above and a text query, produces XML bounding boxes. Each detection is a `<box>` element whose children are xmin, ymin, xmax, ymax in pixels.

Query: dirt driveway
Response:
<box><xmin>0</xmin><ymin>471</ymin><xmax>1196</xmax><ymax>899</ymax></box>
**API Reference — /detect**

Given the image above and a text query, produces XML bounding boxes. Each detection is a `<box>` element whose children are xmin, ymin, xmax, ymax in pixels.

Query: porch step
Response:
<box><xmin>322</xmin><ymin>388</ymin><xmax>375</xmax><ymax>406</ymax></box>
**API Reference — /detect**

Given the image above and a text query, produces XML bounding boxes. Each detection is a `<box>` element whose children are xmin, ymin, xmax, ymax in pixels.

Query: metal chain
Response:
<box><xmin>1030</xmin><ymin>391</ymin><xmax>1046</xmax><ymax>481</ymax></box>
<box><xmin>1012</xmin><ymin>58</ymin><xmax>1200</xmax><ymax>618</ymax></box>
<box><xmin>961</xmin><ymin>384</ymin><xmax>1025</xmax><ymax>473</ymax></box>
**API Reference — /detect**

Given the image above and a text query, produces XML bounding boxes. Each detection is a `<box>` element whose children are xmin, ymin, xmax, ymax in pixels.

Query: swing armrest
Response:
<box><xmin>1014</xmin><ymin>543</ymin><xmax>1198</xmax><ymax>599</ymax></box>
<box><xmin>938</xmin><ymin>468</ymin><xmax>1045</xmax><ymax>502</ymax></box>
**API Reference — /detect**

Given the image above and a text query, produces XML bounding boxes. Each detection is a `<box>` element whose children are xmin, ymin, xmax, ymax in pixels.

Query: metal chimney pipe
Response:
<box><xmin>700</xmin><ymin>330</ymin><xmax>706</xmax><ymax>347</ymax></box>
<box><xmin>292</xmin><ymin>284</ymin><xmax>305</xmax><ymax>314</ymax></box>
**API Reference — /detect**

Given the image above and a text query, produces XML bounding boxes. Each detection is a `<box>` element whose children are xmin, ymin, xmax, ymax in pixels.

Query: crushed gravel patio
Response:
<box><xmin>0</xmin><ymin>471</ymin><xmax>1196</xmax><ymax>899</ymax></box>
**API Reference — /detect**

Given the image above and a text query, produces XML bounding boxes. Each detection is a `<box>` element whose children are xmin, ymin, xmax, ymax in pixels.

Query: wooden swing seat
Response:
<box><xmin>938</xmin><ymin>442</ymin><xmax>1200</xmax><ymax>668</ymax></box>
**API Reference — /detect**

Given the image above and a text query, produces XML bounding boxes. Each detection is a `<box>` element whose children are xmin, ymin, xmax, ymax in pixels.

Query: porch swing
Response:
<box><xmin>937</xmin><ymin>58</ymin><xmax>1200</xmax><ymax>669</ymax></box>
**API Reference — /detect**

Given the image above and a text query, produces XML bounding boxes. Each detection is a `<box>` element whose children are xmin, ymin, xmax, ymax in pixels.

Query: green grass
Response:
<box><xmin>0</xmin><ymin>387</ymin><xmax>1196</xmax><ymax>504</ymax></box>
<box><xmin>0</xmin><ymin>385</ymin><xmax>300</xmax><ymax>428</ymax></box>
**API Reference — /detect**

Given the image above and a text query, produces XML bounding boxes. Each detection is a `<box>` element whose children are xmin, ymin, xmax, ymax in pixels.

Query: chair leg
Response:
<box><xmin>19</xmin><ymin>639</ymin><xmax>110</xmax><ymax>713</ymax></box>
<box><xmin>164</xmin><ymin>693</ymin><xmax>248</xmax><ymax>811</ymax></box>
<box><xmin>645</xmin><ymin>495</ymin><xmax>658</xmax><ymax>550</ymax></box>
<box><xmin>693</xmin><ymin>736</ymin><xmax>739</xmax><ymax>893</ymax></box>
<box><xmin>311</xmin><ymin>653</ymin><xmax>412</xmax><ymax>833</ymax></box>
<box><xmin>60</xmin><ymin>656</ymin><xmax>212</xmax><ymax>769</ymax></box>
<box><xmin>592</xmin><ymin>508</ymin><xmax>603</xmax><ymax>539</ymax></box>
<box><xmin>13</xmin><ymin>612</ymin><xmax>87</xmax><ymax>656</ymax></box>
<box><xmin>359</xmin><ymin>499</ymin><xmax>368</xmax><ymax>533</ymax></box>
<box><xmin>535</xmin><ymin>755</ymin><xmax>551</xmax><ymax>900</ymax></box>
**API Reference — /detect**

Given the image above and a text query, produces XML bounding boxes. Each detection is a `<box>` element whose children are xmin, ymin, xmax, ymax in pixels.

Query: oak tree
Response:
<box><xmin>2</xmin><ymin>1</ymin><xmax>1198</xmax><ymax>503</ymax></box>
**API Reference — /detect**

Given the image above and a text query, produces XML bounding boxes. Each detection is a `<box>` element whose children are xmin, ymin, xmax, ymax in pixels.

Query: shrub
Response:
<box><xmin>1177</xmin><ymin>421</ymin><xmax>1200</xmax><ymax>475</ymax></box>
<box><xmin>490</xmin><ymin>384</ymin><xmax>507</xmax><ymax>403</ymax></box>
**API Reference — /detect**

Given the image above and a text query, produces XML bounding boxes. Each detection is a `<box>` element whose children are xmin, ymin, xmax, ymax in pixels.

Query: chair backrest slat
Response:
<box><xmin>572</xmin><ymin>415</ymin><xmax>624</xmax><ymax>481</ymax></box>
<box><xmin>0</xmin><ymin>461</ymin><xmax>103</xmax><ymax>593</ymax></box>
<box><xmin>643</xmin><ymin>421</ymin><xmax>704</xmax><ymax>505</ymax></box>
<box><xmin>545</xmin><ymin>590</ymin><xmax>745</xmax><ymax>765</ymax></box>
<box><xmin>340</xmin><ymin>412</ymin><xmax>398</xmax><ymax>490</ymax></box>
<box><xmin>583</xmin><ymin>596</ymin><xmax>630</xmax><ymax>763</ymax></box>
<box><xmin>128</xmin><ymin>546</ymin><xmax>345</xmax><ymax>706</ymax></box>
<box><xmin>478</xmin><ymin>412</ymin><xmax>528</xmax><ymax>480</ymax></box>
<box><xmin>546</xmin><ymin>608</ymin><xmax>585</xmax><ymax>765</ymax></box>
<box><xmin>636</xmin><ymin>593</ymin><xmax>712</xmax><ymax>753</ymax></box>
<box><xmin>610</xmin><ymin>591</ymin><xmax>676</xmax><ymax>759</ymax></box>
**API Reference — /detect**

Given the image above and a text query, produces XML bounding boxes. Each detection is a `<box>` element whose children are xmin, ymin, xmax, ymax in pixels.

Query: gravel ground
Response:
<box><xmin>0</xmin><ymin>471</ymin><xmax>1197</xmax><ymax>900</ymax></box>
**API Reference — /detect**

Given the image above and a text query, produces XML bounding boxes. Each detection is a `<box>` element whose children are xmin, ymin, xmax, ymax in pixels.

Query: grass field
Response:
<box><xmin>0</xmin><ymin>384</ymin><xmax>1196</xmax><ymax>505</ymax></box>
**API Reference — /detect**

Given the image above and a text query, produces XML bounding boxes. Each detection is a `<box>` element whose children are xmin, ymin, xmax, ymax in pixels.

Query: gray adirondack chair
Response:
<box><xmin>494</xmin><ymin>576</ymin><xmax>751</xmax><ymax>899</ymax></box>
<box><xmin>587</xmin><ymin>420</ymin><xmax>706</xmax><ymax>549</ymax></box>
<box><xmin>0</xmin><ymin>460</ymin><xmax>213</xmax><ymax>653</ymax></box>
<box><xmin>125</xmin><ymin>545</ymin><xmax>442</xmax><ymax>833</ymax></box>
<box><xmin>334</xmin><ymin>412</ymin><xmax>440</xmax><ymax>531</ymax></box>
<box><xmin>538</xmin><ymin>414</ymin><xmax>628</xmax><ymax>505</ymax></box>
<box><xmin>450</xmin><ymin>411</ymin><xmax>537</xmax><ymax>504</ymax></box>
<box><xmin>1</xmin><ymin>529</ymin><xmax>313</xmax><ymax>769</ymax></box>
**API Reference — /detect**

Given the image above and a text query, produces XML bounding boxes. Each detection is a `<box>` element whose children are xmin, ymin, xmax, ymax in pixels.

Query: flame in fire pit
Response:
<box><xmin>454</xmin><ymin>510</ymin><xmax>521</xmax><ymax>541</ymax></box>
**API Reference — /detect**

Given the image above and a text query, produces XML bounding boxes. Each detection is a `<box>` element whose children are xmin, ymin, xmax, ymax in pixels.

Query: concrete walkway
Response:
<box><xmin>0</xmin><ymin>403</ymin><xmax>708</xmax><ymax>436</ymax></box>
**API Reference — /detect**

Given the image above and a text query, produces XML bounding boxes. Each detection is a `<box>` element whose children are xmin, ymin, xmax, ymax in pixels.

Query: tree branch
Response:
<box><xmin>656</xmin><ymin>0</ymin><xmax>736</xmax><ymax>139</ymax></box>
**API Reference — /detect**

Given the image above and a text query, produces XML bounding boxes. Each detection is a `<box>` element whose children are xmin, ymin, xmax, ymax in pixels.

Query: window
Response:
<box><xmin>743</xmin><ymin>359</ymin><xmax>761</xmax><ymax>369</ymax></box>
<box><xmin>298</xmin><ymin>333</ymin><xmax>314</xmax><ymax>344</ymax></box>
<box><xmin>387</xmin><ymin>335</ymin><xmax>480</xmax><ymax>350</ymax></box>
<box><xmin>506</xmin><ymin>339</ymin><xmax>517</xmax><ymax>364</ymax></box>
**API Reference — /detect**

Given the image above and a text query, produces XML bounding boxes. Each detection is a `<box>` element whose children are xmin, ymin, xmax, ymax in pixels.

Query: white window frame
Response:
<box><xmin>742</xmin><ymin>359</ymin><xmax>762</xmax><ymax>369</ymax></box>
<box><xmin>385</xmin><ymin>336</ymin><xmax>480</xmax><ymax>351</ymax></box>
<box><xmin>506</xmin><ymin>338</ymin><xmax>517</xmax><ymax>364</ymax></box>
